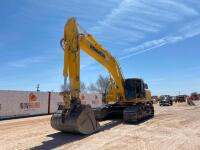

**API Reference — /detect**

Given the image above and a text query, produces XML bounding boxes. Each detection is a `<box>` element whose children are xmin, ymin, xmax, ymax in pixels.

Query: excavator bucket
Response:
<box><xmin>51</xmin><ymin>104</ymin><xmax>100</xmax><ymax>134</ymax></box>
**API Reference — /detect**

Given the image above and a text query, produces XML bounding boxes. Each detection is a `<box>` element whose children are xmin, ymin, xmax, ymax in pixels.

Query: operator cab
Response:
<box><xmin>124</xmin><ymin>78</ymin><xmax>147</xmax><ymax>100</ymax></box>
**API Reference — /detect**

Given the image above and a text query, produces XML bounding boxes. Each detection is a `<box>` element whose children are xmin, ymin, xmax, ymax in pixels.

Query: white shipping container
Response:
<box><xmin>79</xmin><ymin>93</ymin><xmax>102</xmax><ymax>108</ymax></box>
<box><xmin>50</xmin><ymin>92</ymin><xmax>103</xmax><ymax>113</ymax></box>
<box><xmin>0</xmin><ymin>90</ymin><xmax>49</xmax><ymax>119</ymax></box>
<box><xmin>50</xmin><ymin>92</ymin><xmax>63</xmax><ymax>114</ymax></box>
<box><xmin>0</xmin><ymin>90</ymin><xmax>103</xmax><ymax>119</ymax></box>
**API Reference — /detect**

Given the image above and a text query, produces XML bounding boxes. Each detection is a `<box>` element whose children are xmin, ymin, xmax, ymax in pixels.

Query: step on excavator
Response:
<box><xmin>51</xmin><ymin>17</ymin><xmax>154</xmax><ymax>134</ymax></box>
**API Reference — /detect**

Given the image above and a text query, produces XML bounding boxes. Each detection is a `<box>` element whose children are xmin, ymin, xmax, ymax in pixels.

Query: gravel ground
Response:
<box><xmin>0</xmin><ymin>103</ymin><xmax>200</xmax><ymax>150</ymax></box>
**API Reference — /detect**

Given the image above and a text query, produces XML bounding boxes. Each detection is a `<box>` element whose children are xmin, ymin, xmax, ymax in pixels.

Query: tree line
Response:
<box><xmin>61</xmin><ymin>74</ymin><xmax>110</xmax><ymax>95</ymax></box>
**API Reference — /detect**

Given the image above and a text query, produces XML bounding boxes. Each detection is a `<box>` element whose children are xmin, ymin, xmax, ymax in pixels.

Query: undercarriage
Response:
<box><xmin>93</xmin><ymin>102</ymin><xmax>154</xmax><ymax>123</ymax></box>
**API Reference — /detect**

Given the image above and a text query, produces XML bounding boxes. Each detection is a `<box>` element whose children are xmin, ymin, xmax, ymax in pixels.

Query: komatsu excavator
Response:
<box><xmin>51</xmin><ymin>17</ymin><xmax>154</xmax><ymax>134</ymax></box>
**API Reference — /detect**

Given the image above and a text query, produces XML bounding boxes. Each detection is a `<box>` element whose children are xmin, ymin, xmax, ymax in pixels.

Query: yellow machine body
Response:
<box><xmin>51</xmin><ymin>17</ymin><xmax>154</xmax><ymax>134</ymax></box>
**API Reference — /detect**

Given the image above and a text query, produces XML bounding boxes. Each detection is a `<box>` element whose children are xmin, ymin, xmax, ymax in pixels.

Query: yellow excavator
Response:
<box><xmin>51</xmin><ymin>17</ymin><xmax>154</xmax><ymax>134</ymax></box>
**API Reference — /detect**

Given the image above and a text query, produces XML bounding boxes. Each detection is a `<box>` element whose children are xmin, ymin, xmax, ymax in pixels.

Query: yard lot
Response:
<box><xmin>0</xmin><ymin>103</ymin><xmax>200</xmax><ymax>150</ymax></box>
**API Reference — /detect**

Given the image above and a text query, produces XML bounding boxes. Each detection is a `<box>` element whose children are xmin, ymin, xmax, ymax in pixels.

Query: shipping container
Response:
<box><xmin>0</xmin><ymin>90</ymin><xmax>102</xmax><ymax>119</ymax></box>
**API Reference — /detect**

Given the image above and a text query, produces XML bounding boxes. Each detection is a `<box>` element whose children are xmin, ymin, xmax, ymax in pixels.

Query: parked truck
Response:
<box><xmin>159</xmin><ymin>95</ymin><xmax>173</xmax><ymax>106</ymax></box>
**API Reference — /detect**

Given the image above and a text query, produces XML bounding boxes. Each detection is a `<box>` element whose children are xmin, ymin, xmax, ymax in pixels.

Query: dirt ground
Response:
<box><xmin>0</xmin><ymin>103</ymin><xmax>200</xmax><ymax>150</ymax></box>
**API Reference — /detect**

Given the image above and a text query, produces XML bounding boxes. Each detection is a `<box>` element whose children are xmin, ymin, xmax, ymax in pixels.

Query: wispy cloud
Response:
<box><xmin>119</xmin><ymin>20</ymin><xmax>200</xmax><ymax>60</ymax></box>
<box><xmin>90</xmin><ymin>0</ymin><xmax>199</xmax><ymax>44</ymax></box>
<box><xmin>8</xmin><ymin>56</ymin><xmax>48</xmax><ymax>68</ymax></box>
<box><xmin>160</xmin><ymin>1</ymin><xmax>198</xmax><ymax>16</ymax></box>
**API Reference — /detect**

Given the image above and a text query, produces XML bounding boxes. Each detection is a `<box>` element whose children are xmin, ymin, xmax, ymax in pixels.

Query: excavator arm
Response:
<box><xmin>62</xmin><ymin>17</ymin><xmax>80</xmax><ymax>108</ymax></box>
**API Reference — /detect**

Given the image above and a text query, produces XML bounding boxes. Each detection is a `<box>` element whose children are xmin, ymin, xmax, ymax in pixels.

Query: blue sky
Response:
<box><xmin>0</xmin><ymin>0</ymin><xmax>200</xmax><ymax>95</ymax></box>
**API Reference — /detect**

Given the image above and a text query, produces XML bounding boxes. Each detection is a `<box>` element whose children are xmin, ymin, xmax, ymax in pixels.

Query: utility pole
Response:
<box><xmin>36</xmin><ymin>84</ymin><xmax>40</xmax><ymax>92</ymax></box>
